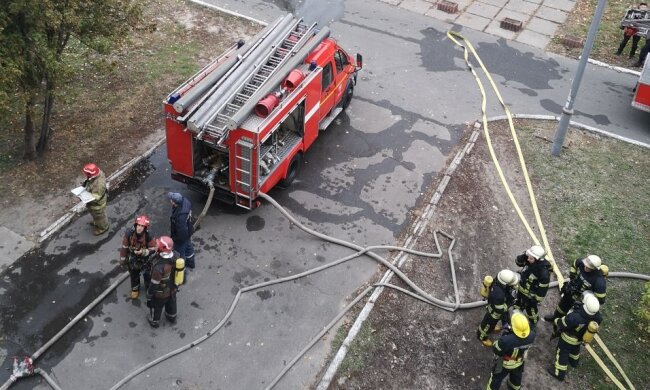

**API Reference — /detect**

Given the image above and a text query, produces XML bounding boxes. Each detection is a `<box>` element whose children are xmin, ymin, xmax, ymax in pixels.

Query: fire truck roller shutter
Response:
<box><xmin>279</xmin><ymin>152</ymin><xmax>302</xmax><ymax>188</ymax></box>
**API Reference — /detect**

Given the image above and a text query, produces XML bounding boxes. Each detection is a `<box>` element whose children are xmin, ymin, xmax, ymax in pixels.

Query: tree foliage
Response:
<box><xmin>0</xmin><ymin>0</ymin><xmax>142</xmax><ymax>160</ymax></box>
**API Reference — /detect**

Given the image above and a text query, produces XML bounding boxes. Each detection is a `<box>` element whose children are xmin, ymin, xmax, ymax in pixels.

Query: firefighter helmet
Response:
<box><xmin>497</xmin><ymin>269</ymin><xmax>519</xmax><ymax>287</ymax></box>
<box><xmin>157</xmin><ymin>236</ymin><xmax>174</xmax><ymax>254</ymax></box>
<box><xmin>526</xmin><ymin>245</ymin><xmax>546</xmax><ymax>260</ymax></box>
<box><xmin>584</xmin><ymin>255</ymin><xmax>602</xmax><ymax>270</ymax></box>
<box><xmin>582</xmin><ymin>292</ymin><xmax>600</xmax><ymax>315</ymax></box>
<box><xmin>511</xmin><ymin>311</ymin><xmax>530</xmax><ymax>338</ymax></box>
<box><xmin>82</xmin><ymin>163</ymin><xmax>100</xmax><ymax>179</ymax></box>
<box><xmin>134</xmin><ymin>215</ymin><xmax>151</xmax><ymax>228</ymax></box>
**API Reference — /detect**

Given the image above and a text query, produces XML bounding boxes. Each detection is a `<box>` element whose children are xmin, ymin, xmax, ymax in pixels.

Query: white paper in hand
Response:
<box><xmin>71</xmin><ymin>186</ymin><xmax>95</xmax><ymax>204</ymax></box>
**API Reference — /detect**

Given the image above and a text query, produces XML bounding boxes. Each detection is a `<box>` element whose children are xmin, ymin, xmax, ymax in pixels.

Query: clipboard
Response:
<box><xmin>71</xmin><ymin>186</ymin><xmax>95</xmax><ymax>204</ymax></box>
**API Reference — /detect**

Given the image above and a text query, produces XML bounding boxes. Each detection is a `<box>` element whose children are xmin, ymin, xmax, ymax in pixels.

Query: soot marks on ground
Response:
<box><xmin>475</xmin><ymin>38</ymin><xmax>562</xmax><ymax>90</ymax></box>
<box><xmin>232</xmin><ymin>268</ymin><xmax>261</xmax><ymax>285</ymax></box>
<box><xmin>103</xmin><ymin>317</ymin><xmax>112</xmax><ymax>323</ymax></box>
<box><xmin>419</xmin><ymin>27</ymin><xmax>464</xmax><ymax>73</ymax></box>
<box><xmin>128</xmin><ymin>321</ymin><xmax>137</xmax><ymax>328</ymax></box>
<box><xmin>246</xmin><ymin>215</ymin><xmax>265</xmax><ymax>231</ymax></box>
<box><xmin>256</xmin><ymin>290</ymin><xmax>273</xmax><ymax>301</ymax></box>
<box><xmin>190</xmin><ymin>301</ymin><xmax>201</xmax><ymax>309</ymax></box>
<box><xmin>540</xmin><ymin>99</ymin><xmax>612</xmax><ymax>125</ymax></box>
<box><xmin>516</xmin><ymin>87</ymin><xmax>538</xmax><ymax>97</ymax></box>
<box><xmin>100</xmin><ymin>330</ymin><xmax>108</xmax><ymax>337</ymax></box>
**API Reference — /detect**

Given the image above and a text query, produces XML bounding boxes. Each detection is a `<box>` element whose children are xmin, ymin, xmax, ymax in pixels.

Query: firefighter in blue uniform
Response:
<box><xmin>514</xmin><ymin>245</ymin><xmax>551</xmax><ymax>325</ymax></box>
<box><xmin>486</xmin><ymin>311</ymin><xmax>536</xmax><ymax>390</ymax></box>
<box><xmin>147</xmin><ymin>236</ymin><xmax>179</xmax><ymax>328</ymax></box>
<box><xmin>477</xmin><ymin>269</ymin><xmax>519</xmax><ymax>347</ymax></box>
<box><xmin>544</xmin><ymin>255</ymin><xmax>606</xmax><ymax>322</ymax></box>
<box><xmin>548</xmin><ymin>292</ymin><xmax>603</xmax><ymax>381</ymax></box>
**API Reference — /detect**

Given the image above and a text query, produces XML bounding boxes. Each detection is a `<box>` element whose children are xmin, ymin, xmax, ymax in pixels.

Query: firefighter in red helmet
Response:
<box><xmin>146</xmin><ymin>236</ymin><xmax>179</xmax><ymax>328</ymax></box>
<box><xmin>82</xmin><ymin>163</ymin><xmax>109</xmax><ymax>235</ymax></box>
<box><xmin>119</xmin><ymin>215</ymin><xmax>157</xmax><ymax>299</ymax></box>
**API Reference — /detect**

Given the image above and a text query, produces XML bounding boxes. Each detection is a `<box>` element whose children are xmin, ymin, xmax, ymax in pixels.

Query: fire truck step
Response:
<box><xmin>319</xmin><ymin>107</ymin><xmax>343</xmax><ymax>130</ymax></box>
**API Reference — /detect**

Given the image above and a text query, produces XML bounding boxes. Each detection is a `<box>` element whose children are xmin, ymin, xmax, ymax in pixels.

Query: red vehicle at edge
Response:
<box><xmin>164</xmin><ymin>14</ymin><xmax>362</xmax><ymax>209</ymax></box>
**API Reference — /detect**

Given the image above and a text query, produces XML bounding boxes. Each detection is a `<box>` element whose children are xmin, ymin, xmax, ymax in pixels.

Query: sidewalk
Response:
<box><xmin>381</xmin><ymin>0</ymin><xmax>573</xmax><ymax>49</ymax></box>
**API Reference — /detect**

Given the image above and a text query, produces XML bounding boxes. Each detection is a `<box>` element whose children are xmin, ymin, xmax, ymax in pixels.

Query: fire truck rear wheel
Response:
<box><xmin>279</xmin><ymin>153</ymin><xmax>302</xmax><ymax>188</ymax></box>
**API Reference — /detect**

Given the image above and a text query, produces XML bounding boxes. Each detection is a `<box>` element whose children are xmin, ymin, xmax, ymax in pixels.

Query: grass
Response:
<box><xmin>331</xmin><ymin>321</ymin><xmax>380</xmax><ymax>378</ymax></box>
<box><xmin>516</xmin><ymin>121</ymin><xmax>650</xmax><ymax>389</ymax></box>
<box><xmin>547</xmin><ymin>0</ymin><xmax>644</xmax><ymax>68</ymax></box>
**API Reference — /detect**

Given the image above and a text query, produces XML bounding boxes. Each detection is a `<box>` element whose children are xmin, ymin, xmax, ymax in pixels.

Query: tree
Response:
<box><xmin>0</xmin><ymin>0</ymin><xmax>142</xmax><ymax>160</ymax></box>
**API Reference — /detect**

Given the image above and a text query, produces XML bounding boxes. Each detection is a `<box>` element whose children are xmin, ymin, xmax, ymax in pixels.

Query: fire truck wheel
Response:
<box><xmin>341</xmin><ymin>83</ymin><xmax>354</xmax><ymax>110</ymax></box>
<box><xmin>279</xmin><ymin>153</ymin><xmax>302</xmax><ymax>188</ymax></box>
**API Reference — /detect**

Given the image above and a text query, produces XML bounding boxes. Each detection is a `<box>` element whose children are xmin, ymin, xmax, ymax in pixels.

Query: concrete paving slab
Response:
<box><xmin>526</xmin><ymin>16</ymin><xmax>559</xmax><ymax>35</ymax></box>
<box><xmin>399</xmin><ymin>0</ymin><xmax>434</xmax><ymax>13</ymax></box>
<box><xmin>466</xmin><ymin>1</ymin><xmax>501</xmax><ymax>18</ymax></box>
<box><xmin>535</xmin><ymin>5</ymin><xmax>568</xmax><ymax>23</ymax></box>
<box><xmin>455</xmin><ymin>12</ymin><xmax>491</xmax><ymax>31</ymax></box>
<box><xmin>484</xmin><ymin>19</ymin><xmax>518</xmax><ymax>39</ymax></box>
<box><xmin>0</xmin><ymin>226</ymin><xmax>33</xmax><ymax>271</ymax></box>
<box><xmin>542</xmin><ymin>0</ymin><xmax>575</xmax><ymax>12</ymax></box>
<box><xmin>425</xmin><ymin>7</ymin><xmax>460</xmax><ymax>22</ymax></box>
<box><xmin>504</xmin><ymin>0</ymin><xmax>540</xmax><ymax>15</ymax></box>
<box><xmin>516</xmin><ymin>29</ymin><xmax>552</xmax><ymax>48</ymax></box>
<box><xmin>496</xmin><ymin>8</ymin><xmax>531</xmax><ymax>24</ymax></box>
<box><xmin>479</xmin><ymin>0</ymin><xmax>509</xmax><ymax>7</ymax></box>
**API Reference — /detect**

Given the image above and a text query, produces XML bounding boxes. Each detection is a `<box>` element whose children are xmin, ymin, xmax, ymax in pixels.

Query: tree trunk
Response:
<box><xmin>37</xmin><ymin>79</ymin><xmax>55</xmax><ymax>155</ymax></box>
<box><xmin>23</xmin><ymin>95</ymin><xmax>37</xmax><ymax>160</ymax></box>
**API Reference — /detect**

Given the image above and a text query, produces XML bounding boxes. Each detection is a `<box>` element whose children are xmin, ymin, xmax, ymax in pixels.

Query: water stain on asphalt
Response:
<box><xmin>246</xmin><ymin>215</ymin><xmax>265</xmax><ymax>231</ymax></box>
<box><xmin>419</xmin><ymin>26</ymin><xmax>464</xmax><ymax>73</ymax></box>
<box><xmin>256</xmin><ymin>290</ymin><xmax>273</xmax><ymax>300</ymax></box>
<box><xmin>540</xmin><ymin>98</ymin><xmax>612</xmax><ymax>125</ymax></box>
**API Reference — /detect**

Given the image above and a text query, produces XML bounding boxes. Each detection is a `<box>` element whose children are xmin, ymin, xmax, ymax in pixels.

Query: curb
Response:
<box><xmin>38</xmin><ymin>136</ymin><xmax>166</xmax><ymax>243</ymax></box>
<box><xmin>317</xmin><ymin>115</ymin><xmax>647</xmax><ymax>387</ymax></box>
<box><xmin>188</xmin><ymin>0</ymin><xmax>267</xmax><ymax>26</ymax></box>
<box><xmin>585</xmin><ymin>57</ymin><xmax>641</xmax><ymax>77</ymax></box>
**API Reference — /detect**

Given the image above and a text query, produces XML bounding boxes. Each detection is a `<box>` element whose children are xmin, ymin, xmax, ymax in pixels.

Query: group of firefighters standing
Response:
<box><xmin>477</xmin><ymin>246</ymin><xmax>607</xmax><ymax>389</ymax></box>
<box><xmin>81</xmin><ymin>163</ymin><xmax>197</xmax><ymax>328</ymax></box>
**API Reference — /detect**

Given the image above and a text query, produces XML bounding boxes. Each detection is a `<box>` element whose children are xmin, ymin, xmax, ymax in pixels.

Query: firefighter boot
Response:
<box><xmin>147</xmin><ymin>314</ymin><xmax>159</xmax><ymax>328</ymax></box>
<box><xmin>547</xmin><ymin>367</ymin><xmax>565</xmax><ymax>381</ymax></box>
<box><xmin>543</xmin><ymin>314</ymin><xmax>555</xmax><ymax>323</ymax></box>
<box><xmin>130</xmin><ymin>288</ymin><xmax>139</xmax><ymax>300</ymax></box>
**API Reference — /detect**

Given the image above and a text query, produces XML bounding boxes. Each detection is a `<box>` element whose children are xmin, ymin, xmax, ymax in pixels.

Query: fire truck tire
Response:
<box><xmin>341</xmin><ymin>82</ymin><xmax>354</xmax><ymax>110</ymax></box>
<box><xmin>279</xmin><ymin>153</ymin><xmax>302</xmax><ymax>188</ymax></box>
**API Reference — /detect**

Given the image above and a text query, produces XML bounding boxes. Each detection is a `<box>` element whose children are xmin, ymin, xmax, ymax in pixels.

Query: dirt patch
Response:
<box><xmin>325</xmin><ymin>121</ymin><xmax>630</xmax><ymax>389</ymax></box>
<box><xmin>0</xmin><ymin>0</ymin><xmax>260</xmax><ymax>240</ymax></box>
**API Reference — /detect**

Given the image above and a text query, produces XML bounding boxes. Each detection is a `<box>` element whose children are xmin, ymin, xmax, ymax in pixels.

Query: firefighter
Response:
<box><xmin>486</xmin><ymin>311</ymin><xmax>536</xmax><ymax>390</ymax></box>
<box><xmin>119</xmin><ymin>215</ymin><xmax>157</xmax><ymax>299</ymax></box>
<box><xmin>514</xmin><ymin>245</ymin><xmax>551</xmax><ymax>325</ymax></box>
<box><xmin>168</xmin><ymin>192</ymin><xmax>196</xmax><ymax>269</ymax></box>
<box><xmin>616</xmin><ymin>3</ymin><xmax>647</xmax><ymax>58</ymax></box>
<box><xmin>548</xmin><ymin>292</ymin><xmax>603</xmax><ymax>381</ymax></box>
<box><xmin>543</xmin><ymin>255</ymin><xmax>606</xmax><ymax>323</ymax></box>
<box><xmin>82</xmin><ymin>163</ymin><xmax>109</xmax><ymax>235</ymax></box>
<box><xmin>477</xmin><ymin>269</ymin><xmax>519</xmax><ymax>347</ymax></box>
<box><xmin>146</xmin><ymin>236</ymin><xmax>178</xmax><ymax>328</ymax></box>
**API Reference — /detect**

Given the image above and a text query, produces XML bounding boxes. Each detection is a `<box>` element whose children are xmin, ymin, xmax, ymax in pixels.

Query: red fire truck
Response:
<box><xmin>632</xmin><ymin>57</ymin><xmax>650</xmax><ymax>112</ymax></box>
<box><xmin>164</xmin><ymin>14</ymin><xmax>362</xmax><ymax>209</ymax></box>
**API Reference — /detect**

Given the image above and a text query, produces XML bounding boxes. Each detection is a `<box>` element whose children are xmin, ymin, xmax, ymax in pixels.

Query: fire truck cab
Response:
<box><xmin>164</xmin><ymin>14</ymin><xmax>361</xmax><ymax>209</ymax></box>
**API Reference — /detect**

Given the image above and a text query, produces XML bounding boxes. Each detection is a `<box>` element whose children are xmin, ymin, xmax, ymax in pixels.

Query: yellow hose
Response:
<box><xmin>446</xmin><ymin>30</ymin><xmax>633</xmax><ymax>390</ymax></box>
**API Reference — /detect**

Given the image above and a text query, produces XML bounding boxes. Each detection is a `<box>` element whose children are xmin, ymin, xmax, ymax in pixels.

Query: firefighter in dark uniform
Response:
<box><xmin>486</xmin><ymin>311</ymin><xmax>536</xmax><ymax>390</ymax></box>
<box><xmin>514</xmin><ymin>245</ymin><xmax>551</xmax><ymax>325</ymax></box>
<box><xmin>544</xmin><ymin>255</ymin><xmax>606</xmax><ymax>323</ymax></box>
<box><xmin>477</xmin><ymin>269</ymin><xmax>519</xmax><ymax>347</ymax></box>
<box><xmin>147</xmin><ymin>236</ymin><xmax>178</xmax><ymax>328</ymax></box>
<box><xmin>548</xmin><ymin>292</ymin><xmax>603</xmax><ymax>381</ymax></box>
<box><xmin>119</xmin><ymin>215</ymin><xmax>157</xmax><ymax>300</ymax></box>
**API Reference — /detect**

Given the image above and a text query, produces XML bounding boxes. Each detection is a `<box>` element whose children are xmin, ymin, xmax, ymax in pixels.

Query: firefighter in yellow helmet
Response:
<box><xmin>82</xmin><ymin>163</ymin><xmax>109</xmax><ymax>235</ymax></box>
<box><xmin>486</xmin><ymin>311</ymin><xmax>536</xmax><ymax>390</ymax></box>
<box><xmin>477</xmin><ymin>269</ymin><xmax>519</xmax><ymax>347</ymax></box>
<box><xmin>548</xmin><ymin>292</ymin><xmax>603</xmax><ymax>381</ymax></box>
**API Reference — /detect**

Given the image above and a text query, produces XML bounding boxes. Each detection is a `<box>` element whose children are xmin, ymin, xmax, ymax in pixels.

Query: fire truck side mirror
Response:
<box><xmin>356</xmin><ymin>53</ymin><xmax>363</xmax><ymax>70</ymax></box>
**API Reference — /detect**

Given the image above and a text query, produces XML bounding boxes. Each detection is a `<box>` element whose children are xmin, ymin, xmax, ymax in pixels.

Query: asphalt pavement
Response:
<box><xmin>1</xmin><ymin>0</ymin><xmax>649</xmax><ymax>389</ymax></box>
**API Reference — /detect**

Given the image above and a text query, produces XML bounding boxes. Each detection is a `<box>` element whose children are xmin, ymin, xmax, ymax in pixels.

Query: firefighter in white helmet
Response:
<box><xmin>544</xmin><ymin>254</ymin><xmax>606</xmax><ymax>323</ymax></box>
<box><xmin>548</xmin><ymin>292</ymin><xmax>603</xmax><ymax>381</ymax></box>
<box><xmin>514</xmin><ymin>245</ymin><xmax>552</xmax><ymax>325</ymax></box>
<box><xmin>486</xmin><ymin>310</ymin><xmax>536</xmax><ymax>390</ymax></box>
<box><xmin>477</xmin><ymin>269</ymin><xmax>519</xmax><ymax>347</ymax></box>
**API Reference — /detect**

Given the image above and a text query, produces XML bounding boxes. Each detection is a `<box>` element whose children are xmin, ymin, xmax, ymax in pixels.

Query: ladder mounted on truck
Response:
<box><xmin>195</xmin><ymin>18</ymin><xmax>317</xmax><ymax>144</ymax></box>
